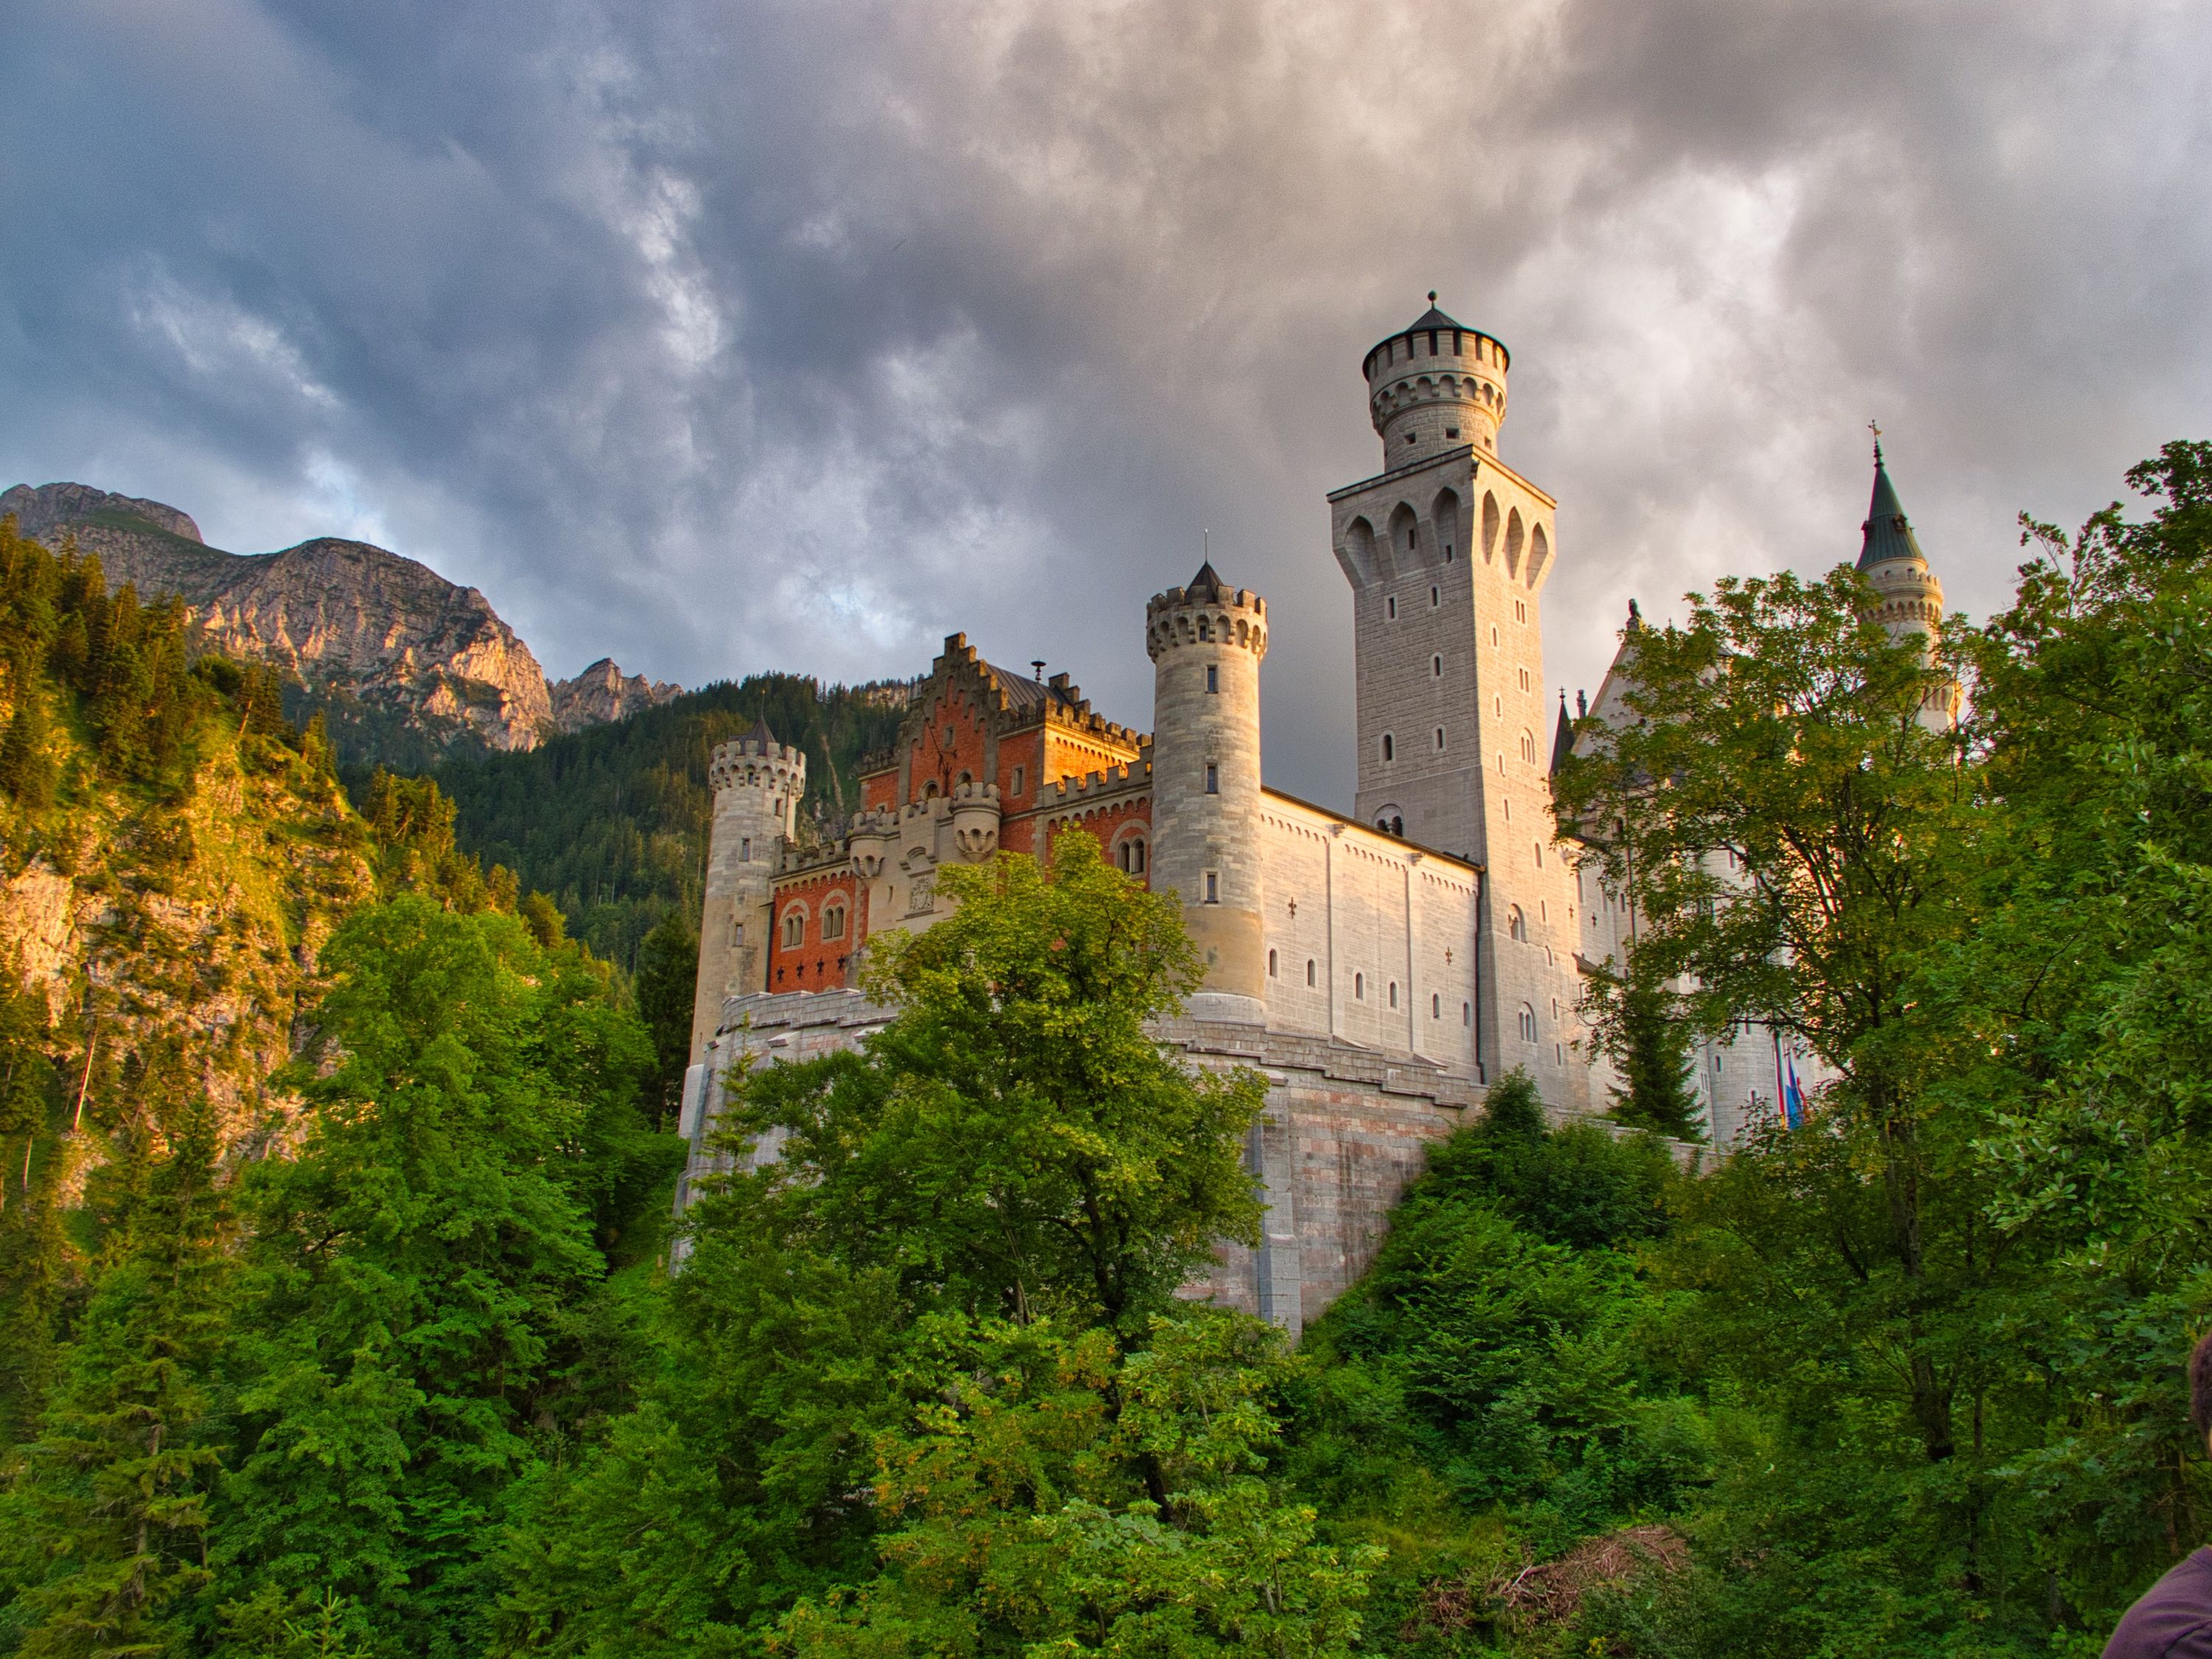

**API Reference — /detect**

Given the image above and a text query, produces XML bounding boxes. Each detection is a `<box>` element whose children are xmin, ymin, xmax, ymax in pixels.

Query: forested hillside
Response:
<box><xmin>428</xmin><ymin>673</ymin><xmax>913</xmax><ymax>970</ymax></box>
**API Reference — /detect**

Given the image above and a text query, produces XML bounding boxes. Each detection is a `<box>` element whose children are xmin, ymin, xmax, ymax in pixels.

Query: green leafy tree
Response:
<box><xmin>775</xmin><ymin>1312</ymin><xmax>1377</xmax><ymax>1659</ymax></box>
<box><xmin>209</xmin><ymin>897</ymin><xmax>664</xmax><ymax>1655</ymax></box>
<box><xmin>1554</xmin><ymin>568</ymin><xmax>1980</xmax><ymax>1467</ymax></box>
<box><xmin>492</xmin><ymin>832</ymin><xmax>1268</xmax><ymax>1655</ymax></box>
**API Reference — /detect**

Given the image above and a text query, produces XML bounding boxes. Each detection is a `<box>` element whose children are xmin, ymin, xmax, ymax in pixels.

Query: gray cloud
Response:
<box><xmin>3</xmin><ymin>0</ymin><xmax>2208</xmax><ymax>803</ymax></box>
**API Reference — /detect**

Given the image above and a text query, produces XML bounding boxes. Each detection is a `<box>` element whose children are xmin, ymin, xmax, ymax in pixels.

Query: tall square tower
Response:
<box><xmin>1329</xmin><ymin>298</ymin><xmax>1587</xmax><ymax>1105</ymax></box>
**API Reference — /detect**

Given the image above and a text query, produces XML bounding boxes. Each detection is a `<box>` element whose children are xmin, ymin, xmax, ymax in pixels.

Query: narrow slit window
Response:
<box><xmin>1205</xmin><ymin>664</ymin><xmax>1218</xmax><ymax>694</ymax></box>
<box><xmin>1204</xmin><ymin>871</ymin><xmax>1219</xmax><ymax>904</ymax></box>
<box><xmin>1431</xmin><ymin>585</ymin><xmax>1441</xmax><ymax>607</ymax></box>
<box><xmin>1387</xmin><ymin>596</ymin><xmax>1398</xmax><ymax>620</ymax></box>
<box><xmin>1268</xmin><ymin>949</ymin><xmax>1278</xmax><ymax>978</ymax></box>
<box><xmin>1204</xmin><ymin>762</ymin><xmax>1219</xmax><ymax>794</ymax></box>
<box><xmin>1307</xmin><ymin>959</ymin><xmax>1317</xmax><ymax>987</ymax></box>
<box><xmin>1382</xmin><ymin>734</ymin><xmax>1395</xmax><ymax>762</ymax></box>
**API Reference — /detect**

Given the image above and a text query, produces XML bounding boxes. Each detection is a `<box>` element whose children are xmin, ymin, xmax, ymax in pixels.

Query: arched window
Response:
<box><xmin>1508</xmin><ymin>905</ymin><xmax>1528</xmax><ymax>942</ymax></box>
<box><xmin>1518</xmin><ymin>1004</ymin><xmax>1537</xmax><ymax>1043</ymax></box>
<box><xmin>1267</xmin><ymin>949</ymin><xmax>1279</xmax><ymax>978</ymax></box>
<box><xmin>1482</xmin><ymin>492</ymin><xmax>1501</xmax><ymax>560</ymax></box>
<box><xmin>1382</xmin><ymin>733</ymin><xmax>1395</xmax><ymax>762</ymax></box>
<box><xmin>1389</xmin><ymin>502</ymin><xmax>1418</xmax><ymax>561</ymax></box>
<box><xmin>1117</xmin><ymin>836</ymin><xmax>1147</xmax><ymax>874</ymax></box>
<box><xmin>1528</xmin><ymin>522</ymin><xmax>1551</xmax><ymax>587</ymax></box>
<box><xmin>1520</xmin><ymin>729</ymin><xmax>1536</xmax><ymax>764</ymax></box>
<box><xmin>1307</xmin><ymin>959</ymin><xmax>1317</xmax><ymax>987</ymax></box>
<box><xmin>1431</xmin><ymin>992</ymin><xmax>1441</xmax><ymax>1018</ymax></box>
<box><xmin>1463</xmin><ymin>1001</ymin><xmax>1472</xmax><ymax>1026</ymax></box>
<box><xmin>1504</xmin><ymin>507</ymin><xmax>1526</xmax><ymax>577</ymax></box>
<box><xmin>821</xmin><ymin>905</ymin><xmax>846</xmax><ymax>941</ymax></box>
<box><xmin>1534</xmin><ymin>841</ymin><xmax>1544</xmax><ymax>868</ymax></box>
<box><xmin>1391</xmin><ymin>815</ymin><xmax>1404</xmax><ymax>837</ymax></box>
<box><xmin>782</xmin><ymin>909</ymin><xmax>805</xmax><ymax>949</ymax></box>
<box><xmin>1343</xmin><ymin>516</ymin><xmax>1377</xmax><ymax>582</ymax></box>
<box><xmin>1354</xmin><ymin>972</ymin><xmax>1366</xmax><ymax>1001</ymax></box>
<box><xmin>1388</xmin><ymin>981</ymin><xmax>1399</xmax><ymax>1009</ymax></box>
<box><xmin>1432</xmin><ymin>488</ymin><xmax>1461</xmax><ymax>563</ymax></box>
<box><xmin>1435</xmin><ymin>727</ymin><xmax>1446</xmax><ymax>751</ymax></box>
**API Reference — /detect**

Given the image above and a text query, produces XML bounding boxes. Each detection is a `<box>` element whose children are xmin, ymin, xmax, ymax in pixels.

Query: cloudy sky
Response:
<box><xmin>4</xmin><ymin>0</ymin><xmax>2208</xmax><ymax>802</ymax></box>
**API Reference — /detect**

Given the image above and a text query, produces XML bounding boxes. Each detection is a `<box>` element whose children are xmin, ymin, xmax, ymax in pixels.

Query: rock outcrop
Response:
<box><xmin>0</xmin><ymin>483</ymin><xmax>683</xmax><ymax>755</ymax></box>
<box><xmin>550</xmin><ymin>658</ymin><xmax>684</xmax><ymax>733</ymax></box>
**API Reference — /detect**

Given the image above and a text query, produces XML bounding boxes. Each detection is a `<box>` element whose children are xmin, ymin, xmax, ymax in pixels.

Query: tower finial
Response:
<box><xmin>1427</xmin><ymin>289</ymin><xmax>1437</xmax><ymax>304</ymax></box>
<box><xmin>1868</xmin><ymin>418</ymin><xmax>1883</xmax><ymax>462</ymax></box>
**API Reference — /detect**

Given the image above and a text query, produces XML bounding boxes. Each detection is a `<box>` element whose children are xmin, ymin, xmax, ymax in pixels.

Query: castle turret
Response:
<box><xmin>1147</xmin><ymin>562</ymin><xmax>1269</xmax><ymax>1024</ymax></box>
<box><xmin>1362</xmin><ymin>293</ymin><xmax>1509</xmax><ymax>470</ymax></box>
<box><xmin>1856</xmin><ymin>435</ymin><xmax>1958</xmax><ymax>728</ymax></box>
<box><xmin>688</xmin><ymin>717</ymin><xmax>806</xmax><ymax>1059</ymax></box>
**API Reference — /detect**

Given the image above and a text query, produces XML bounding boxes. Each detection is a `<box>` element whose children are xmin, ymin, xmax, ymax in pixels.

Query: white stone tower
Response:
<box><xmin>1329</xmin><ymin>296</ymin><xmax>1587</xmax><ymax>1105</ymax></box>
<box><xmin>1147</xmin><ymin>563</ymin><xmax>1270</xmax><ymax>1025</ymax></box>
<box><xmin>1857</xmin><ymin>434</ymin><xmax>1958</xmax><ymax>730</ymax></box>
<box><xmin>688</xmin><ymin>716</ymin><xmax>805</xmax><ymax>1060</ymax></box>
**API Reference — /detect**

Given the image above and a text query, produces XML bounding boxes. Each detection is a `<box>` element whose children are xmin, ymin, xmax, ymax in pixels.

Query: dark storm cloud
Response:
<box><xmin>3</xmin><ymin>0</ymin><xmax>2208</xmax><ymax>803</ymax></box>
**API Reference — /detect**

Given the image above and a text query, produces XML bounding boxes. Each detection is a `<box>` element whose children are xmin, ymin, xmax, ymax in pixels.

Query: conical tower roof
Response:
<box><xmin>1857</xmin><ymin>441</ymin><xmax>1927</xmax><ymax>571</ymax></box>
<box><xmin>741</xmin><ymin>714</ymin><xmax>778</xmax><ymax>748</ymax></box>
<box><xmin>1187</xmin><ymin>560</ymin><xmax>1225</xmax><ymax>597</ymax></box>
<box><xmin>1549</xmin><ymin>692</ymin><xmax>1576</xmax><ymax>776</ymax></box>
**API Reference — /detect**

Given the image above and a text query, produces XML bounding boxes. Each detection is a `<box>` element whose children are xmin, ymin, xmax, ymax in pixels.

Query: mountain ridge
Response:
<box><xmin>0</xmin><ymin>481</ymin><xmax>683</xmax><ymax>761</ymax></box>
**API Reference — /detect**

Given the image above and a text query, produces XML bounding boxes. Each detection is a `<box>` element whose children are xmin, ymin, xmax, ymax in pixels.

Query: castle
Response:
<box><xmin>674</xmin><ymin>299</ymin><xmax>1950</xmax><ymax>1330</ymax></box>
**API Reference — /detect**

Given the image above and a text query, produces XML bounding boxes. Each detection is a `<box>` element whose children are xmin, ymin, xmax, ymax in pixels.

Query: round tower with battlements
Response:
<box><xmin>1363</xmin><ymin>292</ymin><xmax>1510</xmax><ymax>470</ymax></box>
<box><xmin>1147</xmin><ymin>563</ymin><xmax>1269</xmax><ymax>1024</ymax></box>
<box><xmin>689</xmin><ymin>717</ymin><xmax>806</xmax><ymax>1060</ymax></box>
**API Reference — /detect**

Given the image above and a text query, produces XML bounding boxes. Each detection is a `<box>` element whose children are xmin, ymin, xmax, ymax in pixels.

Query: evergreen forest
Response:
<box><xmin>2</xmin><ymin>442</ymin><xmax>2212</xmax><ymax>1656</ymax></box>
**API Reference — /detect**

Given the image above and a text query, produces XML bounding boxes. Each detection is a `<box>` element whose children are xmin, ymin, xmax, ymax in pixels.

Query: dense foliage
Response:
<box><xmin>8</xmin><ymin>444</ymin><xmax>2212</xmax><ymax>1655</ymax></box>
<box><xmin>427</xmin><ymin>674</ymin><xmax>910</xmax><ymax>973</ymax></box>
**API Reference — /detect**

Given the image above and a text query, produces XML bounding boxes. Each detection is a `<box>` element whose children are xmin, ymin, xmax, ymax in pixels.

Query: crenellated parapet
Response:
<box><xmin>950</xmin><ymin>780</ymin><xmax>1001</xmax><ymax>861</ymax></box>
<box><xmin>1146</xmin><ymin>578</ymin><xmax>1269</xmax><ymax>663</ymax></box>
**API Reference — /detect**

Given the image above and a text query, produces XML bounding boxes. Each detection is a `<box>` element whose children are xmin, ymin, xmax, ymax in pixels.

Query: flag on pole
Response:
<box><xmin>1783</xmin><ymin>1057</ymin><xmax>1806</xmax><ymax>1129</ymax></box>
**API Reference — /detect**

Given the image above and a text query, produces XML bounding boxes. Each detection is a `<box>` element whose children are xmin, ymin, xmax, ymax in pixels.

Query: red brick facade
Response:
<box><xmin>768</xmin><ymin>867</ymin><xmax>863</xmax><ymax>991</ymax></box>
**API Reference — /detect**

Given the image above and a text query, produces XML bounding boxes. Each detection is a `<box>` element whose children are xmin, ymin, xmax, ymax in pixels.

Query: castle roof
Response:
<box><xmin>1857</xmin><ymin>442</ymin><xmax>1928</xmax><ymax>571</ymax></box>
<box><xmin>742</xmin><ymin>714</ymin><xmax>778</xmax><ymax>748</ymax></box>
<box><xmin>1186</xmin><ymin>559</ymin><xmax>1225</xmax><ymax>598</ymax></box>
<box><xmin>1362</xmin><ymin>292</ymin><xmax>1509</xmax><ymax>377</ymax></box>
<box><xmin>1550</xmin><ymin>692</ymin><xmax>1576</xmax><ymax>776</ymax></box>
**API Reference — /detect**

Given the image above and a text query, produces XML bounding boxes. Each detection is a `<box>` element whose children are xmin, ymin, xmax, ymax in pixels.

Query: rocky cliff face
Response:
<box><xmin>549</xmin><ymin>657</ymin><xmax>684</xmax><ymax>733</ymax></box>
<box><xmin>0</xmin><ymin>482</ymin><xmax>682</xmax><ymax>758</ymax></box>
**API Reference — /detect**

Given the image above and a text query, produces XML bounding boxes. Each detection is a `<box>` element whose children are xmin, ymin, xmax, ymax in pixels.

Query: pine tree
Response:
<box><xmin>15</xmin><ymin>1100</ymin><xmax>234</xmax><ymax>1657</ymax></box>
<box><xmin>631</xmin><ymin>910</ymin><xmax>698</xmax><ymax>1126</ymax></box>
<box><xmin>1607</xmin><ymin>971</ymin><xmax>1703</xmax><ymax>1140</ymax></box>
<box><xmin>0</xmin><ymin>691</ymin><xmax>57</xmax><ymax>807</ymax></box>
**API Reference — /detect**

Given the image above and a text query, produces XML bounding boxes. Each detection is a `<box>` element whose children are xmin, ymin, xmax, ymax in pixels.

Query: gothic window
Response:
<box><xmin>1391</xmin><ymin>815</ymin><xmax>1404</xmax><ymax>837</ymax></box>
<box><xmin>1431</xmin><ymin>992</ymin><xmax>1441</xmax><ymax>1018</ymax></box>
<box><xmin>781</xmin><ymin>910</ymin><xmax>804</xmax><ymax>949</ymax></box>
<box><xmin>1509</xmin><ymin>905</ymin><xmax>1528</xmax><ymax>942</ymax></box>
<box><xmin>1518</xmin><ymin>667</ymin><xmax>1531</xmax><ymax>692</ymax></box>
<box><xmin>1520</xmin><ymin>729</ymin><xmax>1536</xmax><ymax>763</ymax></box>
<box><xmin>1354</xmin><ymin>973</ymin><xmax>1366</xmax><ymax>1001</ymax></box>
<box><xmin>1482</xmin><ymin>491</ymin><xmax>1501</xmax><ymax>560</ymax></box>
<box><xmin>1514</xmin><ymin>599</ymin><xmax>1528</xmax><ymax>624</ymax></box>
<box><xmin>1117</xmin><ymin>836</ymin><xmax>1147</xmax><ymax>875</ymax></box>
<box><xmin>1268</xmin><ymin>950</ymin><xmax>1278</xmax><ymax>978</ymax></box>
<box><xmin>1518</xmin><ymin>1004</ymin><xmax>1537</xmax><ymax>1043</ymax></box>
<box><xmin>822</xmin><ymin>905</ymin><xmax>846</xmax><ymax>941</ymax></box>
<box><xmin>1307</xmin><ymin>959</ymin><xmax>1318</xmax><ymax>987</ymax></box>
